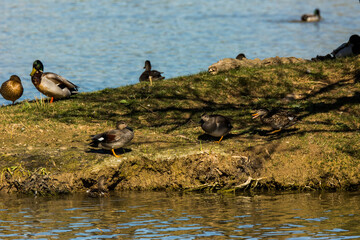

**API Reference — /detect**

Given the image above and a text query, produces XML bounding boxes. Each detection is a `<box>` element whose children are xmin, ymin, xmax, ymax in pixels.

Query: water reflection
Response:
<box><xmin>0</xmin><ymin>191</ymin><xmax>360</xmax><ymax>239</ymax></box>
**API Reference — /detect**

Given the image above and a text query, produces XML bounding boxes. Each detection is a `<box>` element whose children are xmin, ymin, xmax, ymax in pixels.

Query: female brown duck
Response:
<box><xmin>252</xmin><ymin>108</ymin><xmax>297</xmax><ymax>134</ymax></box>
<box><xmin>0</xmin><ymin>75</ymin><xmax>23</xmax><ymax>104</ymax></box>
<box><xmin>139</xmin><ymin>60</ymin><xmax>165</xmax><ymax>85</ymax></box>
<box><xmin>87</xmin><ymin>175</ymin><xmax>109</xmax><ymax>198</ymax></box>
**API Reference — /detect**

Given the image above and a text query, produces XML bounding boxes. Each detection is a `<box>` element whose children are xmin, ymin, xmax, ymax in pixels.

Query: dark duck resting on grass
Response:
<box><xmin>236</xmin><ymin>53</ymin><xmax>246</xmax><ymax>60</ymax></box>
<box><xmin>252</xmin><ymin>108</ymin><xmax>297</xmax><ymax>134</ymax></box>
<box><xmin>139</xmin><ymin>60</ymin><xmax>165</xmax><ymax>85</ymax></box>
<box><xmin>301</xmin><ymin>8</ymin><xmax>321</xmax><ymax>22</ymax></box>
<box><xmin>312</xmin><ymin>34</ymin><xmax>360</xmax><ymax>61</ymax></box>
<box><xmin>90</xmin><ymin>121</ymin><xmax>134</xmax><ymax>157</ymax></box>
<box><xmin>200</xmin><ymin>114</ymin><xmax>233</xmax><ymax>143</ymax></box>
<box><xmin>331</xmin><ymin>34</ymin><xmax>360</xmax><ymax>58</ymax></box>
<box><xmin>86</xmin><ymin>175</ymin><xmax>109</xmax><ymax>198</ymax></box>
<box><xmin>0</xmin><ymin>75</ymin><xmax>23</xmax><ymax>104</ymax></box>
<box><xmin>30</xmin><ymin>60</ymin><xmax>78</xmax><ymax>103</ymax></box>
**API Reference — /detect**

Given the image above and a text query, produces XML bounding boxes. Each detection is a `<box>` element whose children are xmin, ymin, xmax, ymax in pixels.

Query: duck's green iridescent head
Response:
<box><xmin>30</xmin><ymin>60</ymin><xmax>44</xmax><ymax>76</ymax></box>
<box><xmin>314</xmin><ymin>9</ymin><xmax>320</xmax><ymax>16</ymax></box>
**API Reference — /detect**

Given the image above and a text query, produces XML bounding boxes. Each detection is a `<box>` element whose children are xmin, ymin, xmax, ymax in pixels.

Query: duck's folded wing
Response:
<box><xmin>44</xmin><ymin>72</ymin><xmax>79</xmax><ymax>91</ymax></box>
<box><xmin>331</xmin><ymin>42</ymin><xmax>348</xmax><ymax>56</ymax></box>
<box><xmin>150</xmin><ymin>70</ymin><xmax>165</xmax><ymax>78</ymax></box>
<box><xmin>216</xmin><ymin>116</ymin><xmax>233</xmax><ymax>129</ymax></box>
<box><xmin>104</xmin><ymin>129</ymin><xmax>123</xmax><ymax>143</ymax></box>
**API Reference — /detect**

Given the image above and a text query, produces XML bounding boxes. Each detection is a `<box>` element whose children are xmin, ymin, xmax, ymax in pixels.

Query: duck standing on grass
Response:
<box><xmin>200</xmin><ymin>114</ymin><xmax>233</xmax><ymax>143</ymax></box>
<box><xmin>30</xmin><ymin>60</ymin><xmax>78</xmax><ymax>103</ymax></box>
<box><xmin>301</xmin><ymin>9</ymin><xmax>321</xmax><ymax>22</ymax></box>
<box><xmin>90</xmin><ymin>121</ymin><xmax>134</xmax><ymax>157</ymax></box>
<box><xmin>252</xmin><ymin>108</ymin><xmax>297</xmax><ymax>134</ymax></box>
<box><xmin>0</xmin><ymin>75</ymin><xmax>23</xmax><ymax>104</ymax></box>
<box><xmin>139</xmin><ymin>60</ymin><xmax>165</xmax><ymax>86</ymax></box>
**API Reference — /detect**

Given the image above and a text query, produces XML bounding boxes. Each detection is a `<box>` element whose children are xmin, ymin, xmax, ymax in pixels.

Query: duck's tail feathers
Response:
<box><xmin>89</xmin><ymin>134</ymin><xmax>105</xmax><ymax>147</ymax></box>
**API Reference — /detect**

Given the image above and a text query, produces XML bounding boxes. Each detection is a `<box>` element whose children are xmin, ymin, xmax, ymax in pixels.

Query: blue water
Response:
<box><xmin>1</xmin><ymin>0</ymin><xmax>359</xmax><ymax>105</ymax></box>
<box><xmin>1</xmin><ymin>191</ymin><xmax>360</xmax><ymax>239</ymax></box>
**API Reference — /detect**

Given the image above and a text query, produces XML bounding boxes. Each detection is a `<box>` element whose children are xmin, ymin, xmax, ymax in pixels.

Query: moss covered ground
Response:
<box><xmin>0</xmin><ymin>56</ymin><xmax>359</xmax><ymax>194</ymax></box>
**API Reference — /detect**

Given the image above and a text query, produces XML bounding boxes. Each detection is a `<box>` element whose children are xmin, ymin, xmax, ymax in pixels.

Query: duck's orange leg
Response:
<box><xmin>215</xmin><ymin>136</ymin><xmax>224</xmax><ymax>143</ymax></box>
<box><xmin>149</xmin><ymin>76</ymin><xmax>153</xmax><ymax>86</ymax></box>
<box><xmin>111</xmin><ymin>149</ymin><xmax>121</xmax><ymax>158</ymax></box>
<box><xmin>50</xmin><ymin>97</ymin><xmax>54</xmax><ymax>103</ymax></box>
<box><xmin>269</xmin><ymin>129</ymin><xmax>281</xmax><ymax>134</ymax></box>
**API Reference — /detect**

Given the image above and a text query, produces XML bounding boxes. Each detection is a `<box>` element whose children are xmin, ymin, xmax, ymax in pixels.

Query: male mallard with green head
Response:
<box><xmin>0</xmin><ymin>75</ymin><xmax>23</xmax><ymax>104</ymax></box>
<box><xmin>90</xmin><ymin>121</ymin><xmax>134</xmax><ymax>157</ymax></box>
<box><xmin>252</xmin><ymin>108</ymin><xmax>297</xmax><ymax>134</ymax></box>
<box><xmin>139</xmin><ymin>60</ymin><xmax>165</xmax><ymax>86</ymax></box>
<box><xmin>332</xmin><ymin>34</ymin><xmax>360</xmax><ymax>58</ymax></box>
<box><xmin>301</xmin><ymin>9</ymin><xmax>321</xmax><ymax>22</ymax></box>
<box><xmin>200</xmin><ymin>114</ymin><xmax>233</xmax><ymax>143</ymax></box>
<box><xmin>30</xmin><ymin>60</ymin><xmax>78</xmax><ymax>103</ymax></box>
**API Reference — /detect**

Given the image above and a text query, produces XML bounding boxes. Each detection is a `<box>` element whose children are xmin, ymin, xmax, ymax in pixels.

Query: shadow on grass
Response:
<box><xmin>86</xmin><ymin>148</ymin><xmax>132</xmax><ymax>156</ymax></box>
<box><xmin>17</xmin><ymin>60</ymin><xmax>359</xmax><ymax>144</ymax></box>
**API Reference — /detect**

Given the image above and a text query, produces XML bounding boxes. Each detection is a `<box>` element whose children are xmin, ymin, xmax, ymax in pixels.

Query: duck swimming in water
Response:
<box><xmin>30</xmin><ymin>60</ymin><xmax>78</xmax><ymax>103</ymax></box>
<box><xmin>90</xmin><ymin>121</ymin><xmax>134</xmax><ymax>157</ymax></box>
<box><xmin>0</xmin><ymin>75</ymin><xmax>23</xmax><ymax>104</ymax></box>
<box><xmin>139</xmin><ymin>60</ymin><xmax>165</xmax><ymax>86</ymax></box>
<box><xmin>200</xmin><ymin>114</ymin><xmax>233</xmax><ymax>143</ymax></box>
<box><xmin>252</xmin><ymin>108</ymin><xmax>297</xmax><ymax>134</ymax></box>
<box><xmin>301</xmin><ymin>9</ymin><xmax>321</xmax><ymax>22</ymax></box>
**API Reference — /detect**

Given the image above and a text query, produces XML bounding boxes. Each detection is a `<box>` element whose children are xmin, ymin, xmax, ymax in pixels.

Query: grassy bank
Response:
<box><xmin>1</xmin><ymin>56</ymin><xmax>359</xmax><ymax>194</ymax></box>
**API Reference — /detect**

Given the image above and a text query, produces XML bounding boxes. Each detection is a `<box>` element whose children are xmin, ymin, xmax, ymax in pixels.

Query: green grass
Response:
<box><xmin>0</xmin><ymin>56</ymin><xmax>360</xmax><ymax>193</ymax></box>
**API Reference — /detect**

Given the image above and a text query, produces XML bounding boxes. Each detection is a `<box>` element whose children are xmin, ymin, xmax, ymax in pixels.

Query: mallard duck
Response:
<box><xmin>90</xmin><ymin>121</ymin><xmax>134</xmax><ymax>157</ymax></box>
<box><xmin>86</xmin><ymin>175</ymin><xmax>109</xmax><ymax>198</ymax></box>
<box><xmin>200</xmin><ymin>114</ymin><xmax>233</xmax><ymax>143</ymax></box>
<box><xmin>236</xmin><ymin>53</ymin><xmax>246</xmax><ymax>60</ymax></box>
<box><xmin>332</xmin><ymin>34</ymin><xmax>360</xmax><ymax>58</ymax></box>
<box><xmin>139</xmin><ymin>60</ymin><xmax>165</xmax><ymax>85</ymax></box>
<box><xmin>0</xmin><ymin>75</ymin><xmax>23</xmax><ymax>104</ymax></box>
<box><xmin>30</xmin><ymin>60</ymin><xmax>78</xmax><ymax>103</ymax></box>
<box><xmin>301</xmin><ymin>9</ymin><xmax>321</xmax><ymax>22</ymax></box>
<box><xmin>252</xmin><ymin>108</ymin><xmax>297</xmax><ymax>134</ymax></box>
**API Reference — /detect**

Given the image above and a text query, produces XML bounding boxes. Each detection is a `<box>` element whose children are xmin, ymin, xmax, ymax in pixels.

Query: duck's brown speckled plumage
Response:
<box><xmin>0</xmin><ymin>75</ymin><xmax>23</xmax><ymax>104</ymax></box>
<box><xmin>87</xmin><ymin>175</ymin><xmax>109</xmax><ymax>198</ymax></box>
<box><xmin>252</xmin><ymin>108</ymin><xmax>297</xmax><ymax>133</ymax></box>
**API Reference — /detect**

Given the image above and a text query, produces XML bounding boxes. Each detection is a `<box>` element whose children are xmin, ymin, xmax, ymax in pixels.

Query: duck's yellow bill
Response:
<box><xmin>252</xmin><ymin>113</ymin><xmax>259</xmax><ymax>118</ymax></box>
<box><xmin>30</xmin><ymin>67</ymin><xmax>36</xmax><ymax>76</ymax></box>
